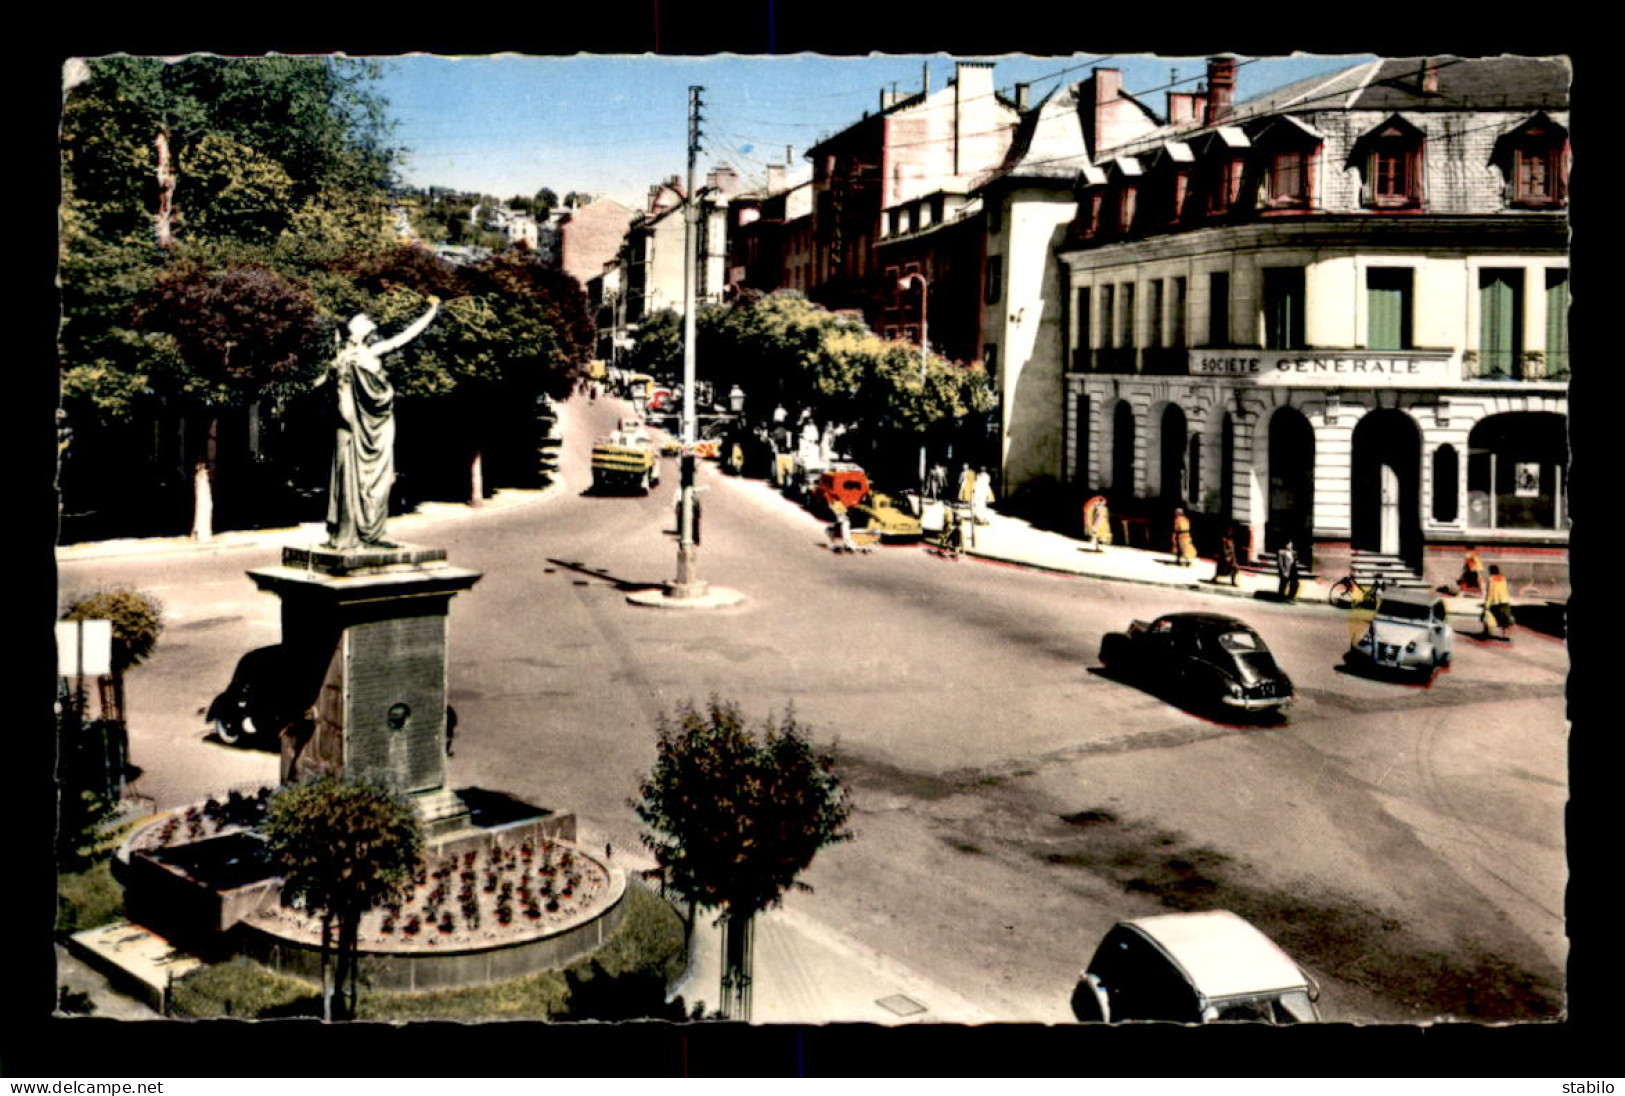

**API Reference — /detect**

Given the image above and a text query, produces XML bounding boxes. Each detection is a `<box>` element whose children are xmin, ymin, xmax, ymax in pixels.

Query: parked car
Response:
<box><xmin>1346</xmin><ymin>588</ymin><xmax>1454</xmax><ymax>677</ymax></box>
<box><xmin>1071</xmin><ymin>910</ymin><xmax>1323</xmax><ymax>1024</ymax></box>
<box><xmin>852</xmin><ymin>491</ymin><xmax>923</xmax><ymax>542</ymax></box>
<box><xmin>206</xmin><ymin>645</ymin><xmax>297</xmax><ymax>746</ymax></box>
<box><xmin>1099</xmin><ymin>612</ymin><xmax>1293</xmax><ymax>715</ymax></box>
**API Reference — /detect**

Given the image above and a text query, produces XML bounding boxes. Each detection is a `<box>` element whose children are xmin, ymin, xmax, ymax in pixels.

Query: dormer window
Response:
<box><xmin>1207</xmin><ymin>157</ymin><xmax>1245</xmax><ymax>215</ymax></box>
<box><xmin>1514</xmin><ymin>139</ymin><xmax>1565</xmax><ymax>207</ymax></box>
<box><xmin>1354</xmin><ymin>116</ymin><xmax>1424</xmax><ymax>210</ymax></box>
<box><xmin>1493</xmin><ymin>114</ymin><xmax>1569</xmax><ymax>210</ymax></box>
<box><xmin>1266</xmin><ymin>149</ymin><xmax>1309</xmax><ymax>208</ymax></box>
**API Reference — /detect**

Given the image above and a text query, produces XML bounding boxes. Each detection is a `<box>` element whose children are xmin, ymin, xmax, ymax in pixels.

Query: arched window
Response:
<box><xmin>1432</xmin><ymin>444</ymin><xmax>1459</xmax><ymax>523</ymax></box>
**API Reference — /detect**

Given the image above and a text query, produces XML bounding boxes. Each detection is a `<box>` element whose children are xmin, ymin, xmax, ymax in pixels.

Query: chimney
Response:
<box><xmin>1015</xmin><ymin>82</ymin><xmax>1030</xmax><ymax>111</ymax></box>
<box><xmin>1205</xmin><ymin>56</ymin><xmax>1236</xmax><ymax>126</ymax></box>
<box><xmin>1168</xmin><ymin>91</ymin><xmax>1204</xmax><ymax>127</ymax></box>
<box><xmin>1419</xmin><ymin>57</ymin><xmax>1439</xmax><ymax>93</ymax></box>
<box><xmin>766</xmin><ymin>163</ymin><xmax>785</xmax><ymax>193</ymax></box>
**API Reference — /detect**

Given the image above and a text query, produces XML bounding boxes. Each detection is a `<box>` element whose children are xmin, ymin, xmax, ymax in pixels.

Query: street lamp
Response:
<box><xmin>899</xmin><ymin>272</ymin><xmax>929</xmax><ymax>495</ymax></box>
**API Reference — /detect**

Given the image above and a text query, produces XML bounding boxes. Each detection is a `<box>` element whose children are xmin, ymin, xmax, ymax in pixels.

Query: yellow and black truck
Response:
<box><xmin>590</xmin><ymin>419</ymin><xmax>660</xmax><ymax>493</ymax></box>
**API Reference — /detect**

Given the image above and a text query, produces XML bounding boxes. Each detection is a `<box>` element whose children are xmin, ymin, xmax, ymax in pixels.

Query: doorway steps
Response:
<box><xmin>1349</xmin><ymin>550</ymin><xmax>1430</xmax><ymax>590</ymax></box>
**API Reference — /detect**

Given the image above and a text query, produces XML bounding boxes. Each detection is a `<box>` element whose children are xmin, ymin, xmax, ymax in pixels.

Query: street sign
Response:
<box><xmin>57</xmin><ymin>619</ymin><xmax>113</xmax><ymax>677</ymax></box>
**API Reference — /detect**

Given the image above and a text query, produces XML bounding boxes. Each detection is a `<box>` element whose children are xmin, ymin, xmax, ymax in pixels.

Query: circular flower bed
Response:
<box><xmin>244</xmin><ymin>837</ymin><xmax>615</xmax><ymax>952</ymax></box>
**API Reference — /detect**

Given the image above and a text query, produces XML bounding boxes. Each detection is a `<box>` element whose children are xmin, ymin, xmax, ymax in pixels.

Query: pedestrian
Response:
<box><xmin>1082</xmin><ymin>495</ymin><xmax>1113</xmax><ymax>548</ymax></box>
<box><xmin>926</xmin><ymin>462</ymin><xmax>948</xmax><ymax>501</ymax></box>
<box><xmin>1459</xmin><ymin>545</ymin><xmax>1485</xmax><ymax>597</ymax></box>
<box><xmin>1171</xmin><ymin>508</ymin><xmax>1196</xmax><ymax>566</ymax></box>
<box><xmin>1277</xmin><ymin>541</ymin><xmax>1300</xmax><ymax>602</ymax></box>
<box><xmin>673</xmin><ymin>486</ymin><xmax>703</xmax><ymax>545</ymax></box>
<box><xmin>445</xmin><ymin>705</ymin><xmax>458</xmax><ymax>757</ymax></box>
<box><xmin>936</xmin><ymin>505</ymin><xmax>964</xmax><ymax>560</ymax></box>
<box><xmin>971</xmin><ymin>469</ymin><xmax>995</xmax><ymax>525</ymax></box>
<box><xmin>829</xmin><ymin>498</ymin><xmax>858</xmax><ymax>553</ymax></box>
<box><xmin>958</xmin><ymin>463</ymin><xmax>977</xmax><ymax>506</ymax></box>
<box><xmin>1216</xmin><ymin>526</ymin><xmax>1240</xmax><ymax>586</ymax></box>
<box><xmin>1482</xmin><ymin>564</ymin><xmax>1514</xmax><ymax>639</ymax></box>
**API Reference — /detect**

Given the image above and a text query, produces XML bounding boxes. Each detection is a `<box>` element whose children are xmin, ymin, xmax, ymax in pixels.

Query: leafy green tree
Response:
<box><xmin>263</xmin><ymin>778</ymin><xmax>423</xmax><ymax>1021</ymax></box>
<box><xmin>624</xmin><ymin>308</ymin><xmax>687</xmax><ymax>388</ymax></box>
<box><xmin>60</xmin><ymin>587</ymin><xmax>165</xmax><ymax>673</ymax></box>
<box><xmin>59</xmin><ymin>55</ymin><xmax>399</xmax><ymax>538</ymax></box>
<box><xmin>128</xmin><ymin>261</ymin><xmax>324</xmax><ymax>539</ymax></box>
<box><xmin>694</xmin><ymin>291</ymin><xmax>996</xmax><ymax>484</ymax></box>
<box><xmin>632</xmin><ymin>700</ymin><xmax>852</xmax><ymax>1021</ymax></box>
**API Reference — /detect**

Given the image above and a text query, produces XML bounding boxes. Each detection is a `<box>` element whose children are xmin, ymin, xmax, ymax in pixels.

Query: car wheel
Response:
<box><xmin>214</xmin><ymin>715</ymin><xmax>243</xmax><ymax>745</ymax></box>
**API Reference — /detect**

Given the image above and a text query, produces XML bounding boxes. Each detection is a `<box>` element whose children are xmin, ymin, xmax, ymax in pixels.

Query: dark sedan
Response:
<box><xmin>1098</xmin><ymin>612</ymin><xmax>1294</xmax><ymax>716</ymax></box>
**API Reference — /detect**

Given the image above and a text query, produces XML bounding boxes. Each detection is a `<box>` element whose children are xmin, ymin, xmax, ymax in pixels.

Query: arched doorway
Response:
<box><xmin>1351</xmin><ymin>409</ymin><xmax>1422</xmax><ymax>567</ymax></box>
<box><xmin>1112</xmin><ymin>401</ymin><xmax>1137</xmax><ymax>495</ymax></box>
<box><xmin>1160</xmin><ymin>404</ymin><xmax>1188</xmax><ymax>504</ymax></box>
<box><xmin>1266</xmin><ymin>407</ymin><xmax>1315</xmax><ymax>554</ymax></box>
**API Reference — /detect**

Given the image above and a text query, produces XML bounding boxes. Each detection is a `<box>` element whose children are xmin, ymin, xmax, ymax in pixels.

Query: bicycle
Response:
<box><xmin>1326</xmin><ymin>573</ymin><xmax>1387</xmax><ymax>610</ymax></box>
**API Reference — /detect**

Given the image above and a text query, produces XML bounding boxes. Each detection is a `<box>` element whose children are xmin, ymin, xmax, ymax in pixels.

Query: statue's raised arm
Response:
<box><xmin>321</xmin><ymin>296</ymin><xmax>442</xmax><ymax>551</ymax></box>
<box><xmin>371</xmin><ymin>295</ymin><xmax>441</xmax><ymax>356</ymax></box>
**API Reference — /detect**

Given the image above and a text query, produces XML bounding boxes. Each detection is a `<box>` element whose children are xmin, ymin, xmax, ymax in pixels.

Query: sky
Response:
<box><xmin>371</xmin><ymin>52</ymin><xmax>1377</xmax><ymax>209</ymax></box>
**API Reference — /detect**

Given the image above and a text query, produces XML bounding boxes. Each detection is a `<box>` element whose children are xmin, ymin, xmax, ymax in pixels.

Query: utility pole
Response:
<box><xmin>671</xmin><ymin>85</ymin><xmax>707</xmax><ymax>599</ymax></box>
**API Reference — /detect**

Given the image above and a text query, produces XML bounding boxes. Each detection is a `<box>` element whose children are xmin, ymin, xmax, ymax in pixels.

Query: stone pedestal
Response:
<box><xmin>248</xmin><ymin>543</ymin><xmax>481</xmax><ymax>838</ymax></box>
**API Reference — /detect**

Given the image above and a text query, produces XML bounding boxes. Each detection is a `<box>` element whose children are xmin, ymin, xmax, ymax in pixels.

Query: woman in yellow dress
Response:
<box><xmin>1171</xmin><ymin>508</ymin><xmax>1197</xmax><ymax>566</ymax></box>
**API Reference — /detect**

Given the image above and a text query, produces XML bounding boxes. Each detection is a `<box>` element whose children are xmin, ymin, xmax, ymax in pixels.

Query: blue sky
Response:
<box><xmin>373</xmin><ymin>52</ymin><xmax>1376</xmax><ymax>208</ymax></box>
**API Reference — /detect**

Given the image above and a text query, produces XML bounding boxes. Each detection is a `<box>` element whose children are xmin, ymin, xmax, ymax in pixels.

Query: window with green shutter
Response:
<box><xmin>1264</xmin><ymin>267</ymin><xmax>1306</xmax><ymax>351</ymax></box>
<box><xmin>1478</xmin><ymin>269</ymin><xmax>1523</xmax><ymax>378</ymax></box>
<box><xmin>1545</xmin><ymin>269</ymin><xmax>1569</xmax><ymax>378</ymax></box>
<box><xmin>1367</xmin><ymin>268</ymin><xmax>1413</xmax><ymax>350</ymax></box>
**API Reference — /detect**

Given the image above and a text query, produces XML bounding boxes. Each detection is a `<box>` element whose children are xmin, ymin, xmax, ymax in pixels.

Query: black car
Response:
<box><xmin>1098</xmin><ymin>612</ymin><xmax>1293</xmax><ymax>715</ymax></box>
<box><xmin>206</xmin><ymin>645</ymin><xmax>298</xmax><ymax>746</ymax></box>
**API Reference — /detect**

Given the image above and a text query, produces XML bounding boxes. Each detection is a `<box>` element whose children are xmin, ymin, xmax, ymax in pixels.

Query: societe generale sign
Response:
<box><xmin>1190</xmin><ymin>350</ymin><xmax>1457</xmax><ymax>386</ymax></box>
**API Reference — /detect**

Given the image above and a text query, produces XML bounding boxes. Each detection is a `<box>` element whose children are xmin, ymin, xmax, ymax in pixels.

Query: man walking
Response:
<box><xmin>1277</xmin><ymin>541</ymin><xmax>1300</xmax><ymax>603</ymax></box>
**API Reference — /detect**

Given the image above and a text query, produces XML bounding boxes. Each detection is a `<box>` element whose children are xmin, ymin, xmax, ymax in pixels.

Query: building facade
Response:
<box><xmin>1057</xmin><ymin>56</ymin><xmax>1570</xmax><ymax>591</ymax></box>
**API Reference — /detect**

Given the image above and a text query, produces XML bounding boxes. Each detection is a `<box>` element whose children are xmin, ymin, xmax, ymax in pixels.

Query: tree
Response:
<box><xmin>632</xmin><ymin>700</ymin><xmax>852</xmax><ymax>1020</ymax></box>
<box><xmin>624</xmin><ymin>308</ymin><xmax>687</xmax><ymax>388</ymax></box>
<box><xmin>262</xmin><ymin>778</ymin><xmax>423</xmax><ymax>1021</ymax></box>
<box><xmin>129</xmin><ymin>261</ymin><xmax>324</xmax><ymax>540</ymax></box>
<box><xmin>60</xmin><ymin>587</ymin><xmax>165</xmax><ymax>674</ymax></box>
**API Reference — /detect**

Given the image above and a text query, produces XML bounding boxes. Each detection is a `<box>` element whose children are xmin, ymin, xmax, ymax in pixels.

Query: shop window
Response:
<box><xmin>1367</xmin><ymin>268</ymin><xmax>1414</xmax><ymax>350</ymax></box>
<box><xmin>1263</xmin><ymin>267</ymin><xmax>1306</xmax><ymax>351</ymax></box>
<box><xmin>1100</xmin><ymin>286</ymin><xmax>1115</xmax><ymax>351</ymax></box>
<box><xmin>1149</xmin><ymin>279</ymin><xmax>1165</xmax><ymax>348</ymax></box>
<box><xmin>1120</xmin><ymin>283</ymin><xmax>1137</xmax><ymax>349</ymax></box>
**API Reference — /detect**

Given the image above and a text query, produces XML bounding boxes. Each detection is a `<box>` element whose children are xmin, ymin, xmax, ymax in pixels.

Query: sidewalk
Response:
<box><xmin>669</xmin><ymin>900</ymin><xmax>1002</xmax><ymax>1024</ymax></box>
<box><xmin>957</xmin><ymin>508</ymin><xmax>1551</xmax><ymax>619</ymax></box>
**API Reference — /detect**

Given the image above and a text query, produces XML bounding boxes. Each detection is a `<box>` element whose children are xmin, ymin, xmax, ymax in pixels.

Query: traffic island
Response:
<box><xmin>626</xmin><ymin>584</ymin><xmax>747</xmax><ymax>609</ymax></box>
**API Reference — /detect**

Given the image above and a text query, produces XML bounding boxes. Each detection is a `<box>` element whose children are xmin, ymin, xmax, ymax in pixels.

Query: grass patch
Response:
<box><xmin>170</xmin><ymin>956</ymin><xmax>320</xmax><ymax>1019</ymax></box>
<box><xmin>56</xmin><ymin>860</ymin><xmax>124</xmax><ymax>936</ymax></box>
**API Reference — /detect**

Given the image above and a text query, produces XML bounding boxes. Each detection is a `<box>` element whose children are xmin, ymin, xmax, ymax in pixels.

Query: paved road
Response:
<box><xmin>58</xmin><ymin>394</ymin><xmax>1569</xmax><ymax>1025</ymax></box>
